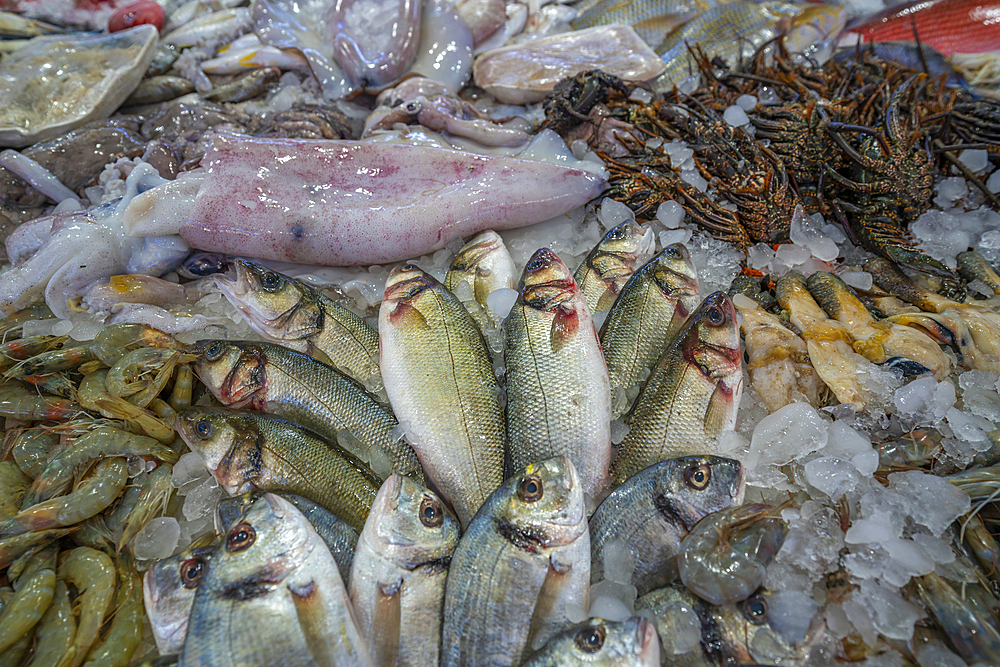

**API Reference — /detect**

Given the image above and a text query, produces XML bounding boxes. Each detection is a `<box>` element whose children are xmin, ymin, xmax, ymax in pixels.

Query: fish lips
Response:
<box><xmin>635</xmin><ymin>617</ymin><xmax>661</xmax><ymax>665</ymax></box>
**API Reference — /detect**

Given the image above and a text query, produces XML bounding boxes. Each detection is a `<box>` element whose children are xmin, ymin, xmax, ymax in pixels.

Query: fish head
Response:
<box><xmin>498</xmin><ymin>456</ymin><xmax>587</xmax><ymax>550</ymax></box>
<box><xmin>451</xmin><ymin>230</ymin><xmax>506</xmax><ymax>276</ymax></box>
<box><xmin>784</xmin><ymin>2</ymin><xmax>848</xmax><ymax>53</ymax></box>
<box><xmin>175</xmin><ymin>407</ymin><xmax>259</xmax><ymax>495</ymax></box>
<box><xmin>714</xmin><ymin>588</ymin><xmax>826</xmax><ymax>664</ymax></box>
<box><xmin>210</xmin><ymin>493</ymin><xmax>318</xmax><ymax>595</ymax></box>
<box><xmin>591</xmin><ymin>220</ymin><xmax>655</xmax><ymax>267</ymax></box>
<box><xmin>382</xmin><ymin>263</ymin><xmax>439</xmax><ymax>325</ymax></box>
<box><xmin>518</xmin><ymin>248</ymin><xmax>576</xmax><ymax>308</ymax></box>
<box><xmin>190</xmin><ymin>340</ymin><xmax>265</xmax><ymax>407</ymax></box>
<box><xmin>684</xmin><ymin>292</ymin><xmax>742</xmax><ymax>390</ymax></box>
<box><xmin>366</xmin><ymin>473</ymin><xmax>461</xmax><ymax>568</ymax></box>
<box><xmin>216</xmin><ymin>260</ymin><xmax>317</xmax><ymax>342</ymax></box>
<box><xmin>143</xmin><ymin>533</ymin><xmax>218</xmax><ymax>654</ymax></box>
<box><xmin>652</xmin><ymin>243</ymin><xmax>701</xmax><ymax>318</ymax></box>
<box><xmin>649</xmin><ymin>456</ymin><xmax>747</xmax><ymax>531</ymax></box>
<box><xmin>532</xmin><ymin>617</ymin><xmax>661</xmax><ymax>665</ymax></box>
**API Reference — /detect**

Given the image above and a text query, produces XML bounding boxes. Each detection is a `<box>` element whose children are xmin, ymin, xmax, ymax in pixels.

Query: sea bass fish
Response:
<box><xmin>609</xmin><ymin>292</ymin><xmax>742</xmax><ymax>487</ymax></box>
<box><xmin>441</xmin><ymin>457</ymin><xmax>589</xmax><ymax>667</ymax></box>
<box><xmin>181</xmin><ymin>493</ymin><xmax>374</xmax><ymax>667</ymax></box>
<box><xmin>124</xmin><ymin>135</ymin><xmax>606</xmax><ymax>266</ymax></box>
<box><xmin>574</xmin><ymin>221</ymin><xmax>656</xmax><ymax>315</ymax></box>
<box><xmin>379</xmin><ymin>263</ymin><xmax>505</xmax><ymax>526</ymax></box>
<box><xmin>216</xmin><ymin>259</ymin><xmax>380</xmax><ymax>386</ymax></box>
<box><xmin>349</xmin><ymin>474</ymin><xmax>460</xmax><ymax>667</ymax></box>
<box><xmin>505</xmin><ymin>248</ymin><xmax>612</xmax><ymax>502</ymax></box>
<box><xmin>522</xmin><ymin>617</ymin><xmax>660</xmax><ymax>666</ymax></box>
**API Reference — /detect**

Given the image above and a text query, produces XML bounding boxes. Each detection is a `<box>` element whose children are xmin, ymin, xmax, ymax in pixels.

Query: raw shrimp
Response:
<box><xmin>57</xmin><ymin>547</ymin><xmax>116</xmax><ymax>667</ymax></box>
<box><xmin>118</xmin><ymin>463</ymin><xmax>175</xmax><ymax>551</ymax></box>
<box><xmin>0</xmin><ymin>335</ymin><xmax>68</xmax><ymax>371</ymax></box>
<box><xmin>168</xmin><ymin>365</ymin><xmax>193</xmax><ymax>412</ymax></box>
<box><xmin>106</xmin><ymin>348</ymin><xmax>187</xmax><ymax>407</ymax></box>
<box><xmin>915</xmin><ymin>571</ymin><xmax>1000</xmax><ymax>664</ymax></box>
<box><xmin>964</xmin><ymin>513</ymin><xmax>1000</xmax><ymax>583</ymax></box>
<box><xmin>25</xmin><ymin>427</ymin><xmax>177</xmax><ymax>507</ymax></box>
<box><xmin>676</xmin><ymin>504</ymin><xmax>787</xmax><ymax>606</ymax></box>
<box><xmin>91</xmin><ymin>324</ymin><xmax>183</xmax><ymax>367</ymax></box>
<box><xmin>81</xmin><ymin>554</ymin><xmax>144</xmax><ymax>667</ymax></box>
<box><xmin>76</xmin><ymin>371</ymin><xmax>174</xmax><ymax>442</ymax></box>
<box><xmin>9</xmin><ymin>428</ymin><xmax>59</xmax><ymax>480</ymax></box>
<box><xmin>29</xmin><ymin>579</ymin><xmax>76</xmax><ymax>667</ymax></box>
<box><xmin>22</xmin><ymin>373</ymin><xmax>77</xmax><ymax>401</ymax></box>
<box><xmin>0</xmin><ymin>528</ymin><xmax>75</xmax><ymax>570</ymax></box>
<box><xmin>4</xmin><ymin>346</ymin><xmax>98</xmax><ymax>379</ymax></box>
<box><xmin>0</xmin><ymin>458</ymin><xmax>127</xmax><ymax>538</ymax></box>
<box><xmin>0</xmin><ymin>304</ymin><xmax>53</xmax><ymax>337</ymax></box>
<box><xmin>0</xmin><ymin>461</ymin><xmax>29</xmax><ymax>520</ymax></box>
<box><xmin>0</xmin><ymin>384</ymin><xmax>79</xmax><ymax>421</ymax></box>
<box><xmin>0</xmin><ymin>547</ymin><xmax>56</xmax><ymax>653</ymax></box>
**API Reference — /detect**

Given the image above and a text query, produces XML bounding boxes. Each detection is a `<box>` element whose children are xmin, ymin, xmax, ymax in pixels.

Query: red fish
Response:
<box><xmin>847</xmin><ymin>0</ymin><xmax>1000</xmax><ymax>56</ymax></box>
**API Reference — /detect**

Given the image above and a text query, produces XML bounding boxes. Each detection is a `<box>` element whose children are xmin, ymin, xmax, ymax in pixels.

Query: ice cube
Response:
<box><xmin>936</xmin><ymin>176</ymin><xmax>969</xmax><ymax>205</ymax></box>
<box><xmin>750</xmin><ymin>403</ymin><xmax>828</xmax><ymax>466</ymax></box>
<box><xmin>758</xmin><ymin>85</ymin><xmax>780</xmax><ymax>105</ymax></box>
<box><xmin>598</xmin><ymin>198</ymin><xmax>635</xmax><ymax>227</ymax></box>
<box><xmin>609</xmin><ymin>419</ymin><xmax>630</xmax><ymax>445</ymax></box>
<box><xmin>854</xmin><ymin>579</ymin><xmax>923</xmax><ymax>641</ymax></box>
<box><xmin>888</xmin><ymin>470</ymin><xmax>971</xmax><ymax>536</ymax></box>
<box><xmin>680</xmin><ymin>170</ymin><xmax>707</xmax><ymax>192</ymax></box>
<box><xmin>132</xmin><ymin>516</ymin><xmax>180</xmax><ymax>560</ymax></box>
<box><xmin>486</xmin><ymin>288</ymin><xmax>519</xmax><ymax>319</ymax></box>
<box><xmin>171</xmin><ymin>451</ymin><xmax>210</xmax><ymax>494</ymax></box>
<box><xmin>959</xmin><ymin>149</ymin><xmax>989</xmax><ymax>173</ymax></box>
<box><xmin>946</xmin><ymin>407</ymin><xmax>990</xmax><ymax>443</ymax></box>
<box><xmin>893</xmin><ymin>377</ymin><xmax>955</xmax><ymax>420</ymax></box>
<box><xmin>804</xmin><ymin>457</ymin><xmax>859</xmax><ymax>500</ymax></box>
<box><xmin>840</xmin><ymin>270</ymin><xmax>872</xmax><ymax>290</ymax></box>
<box><xmin>659</xmin><ymin>228</ymin><xmax>692</xmax><ymax>246</ymax></box>
<box><xmin>789</xmin><ymin>207</ymin><xmax>840</xmax><ymax>261</ymax></box>
<box><xmin>988</xmin><ymin>169</ymin><xmax>1000</xmax><ymax>194</ymax></box>
<box><xmin>767</xmin><ymin>590</ymin><xmax>819</xmax><ymax>645</ymax></box>
<box><xmin>182</xmin><ymin>476</ymin><xmax>222</xmax><ymax>522</ymax></box>
<box><xmin>655</xmin><ymin>200</ymin><xmax>685</xmax><ymax>228</ymax></box>
<box><xmin>588</xmin><ymin>595</ymin><xmax>632</xmax><ymax>622</ymax></box>
<box><xmin>845</xmin><ymin>510</ymin><xmax>899</xmax><ymax>545</ymax></box>
<box><xmin>736</xmin><ymin>94</ymin><xmax>757</xmax><ymax>111</ymax></box>
<box><xmin>775</xmin><ymin>243</ymin><xmax>811</xmax><ymax>266</ymax></box>
<box><xmin>747</xmin><ymin>243</ymin><xmax>775</xmax><ymax>270</ymax></box>
<box><xmin>601</xmin><ymin>539</ymin><xmax>637</xmax><ymax>583</ymax></box>
<box><xmin>883</xmin><ymin>537</ymin><xmax>935</xmax><ymax>576</ymax></box>
<box><xmin>723</xmin><ymin>105</ymin><xmax>750</xmax><ymax>127</ymax></box>
<box><xmin>655</xmin><ymin>601</ymin><xmax>701</xmax><ymax>654</ymax></box>
<box><xmin>825</xmin><ymin>421</ymin><xmax>872</xmax><ymax>459</ymax></box>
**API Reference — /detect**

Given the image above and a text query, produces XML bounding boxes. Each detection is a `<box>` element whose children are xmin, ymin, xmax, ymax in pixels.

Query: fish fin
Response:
<box><xmin>289</xmin><ymin>579</ymin><xmax>340</xmax><ymax>667</ymax></box>
<box><xmin>595</xmin><ymin>290</ymin><xmax>618</xmax><ymax>313</ymax></box>
<box><xmin>370</xmin><ymin>579</ymin><xmax>402</xmax><ymax>667</ymax></box>
<box><xmin>526</xmin><ymin>555</ymin><xmax>582</xmax><ymax>658</ymax></box>
<box><xmin>307</xmin><ymin>344</ymin><xmax>335</xmax><ymax>367</ymax></box>
<box><xmin>389</xmin><ymin>302</ymin><xmax>429</xmax><ymax>330</ymax></box>
<box><xmin>704</xmin><ymin>380</ymin><xmax>736</xmax><ymax>437</ymax></box>
<box><xmin>550</xmin><ymin>304</ymin><xmax>580</xmax><ymax>353</ymax></box>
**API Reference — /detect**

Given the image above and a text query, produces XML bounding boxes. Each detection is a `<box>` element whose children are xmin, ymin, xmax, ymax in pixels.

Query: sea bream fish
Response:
<box><xmin>123</xmin><ymin>135</ymin><xmax>606</xmax><ymax>267</ymax></box>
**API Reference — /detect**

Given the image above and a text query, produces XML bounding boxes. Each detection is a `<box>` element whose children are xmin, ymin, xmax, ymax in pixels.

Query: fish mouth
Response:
<box><xmin>731</xmin><ymin>463</ymin><xmax>747</xmax><ymax>505</ymax></box>
<box><xmin>636</xmin><ymin>617</ymin><xmax>661</xmax><ymax>664</ymax></box>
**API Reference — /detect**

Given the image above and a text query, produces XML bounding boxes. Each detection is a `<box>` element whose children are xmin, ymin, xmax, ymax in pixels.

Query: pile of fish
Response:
<box><xmin>1</xmin><ymin>0</ymin><xmax>1000</xmax><ymax>664</ymax></box>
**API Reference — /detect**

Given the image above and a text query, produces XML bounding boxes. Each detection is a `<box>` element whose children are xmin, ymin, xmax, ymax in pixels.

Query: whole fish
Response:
<box><xmin>574</xmin><ymin>221</ymin><xmax>656</xmax><ymax>315</ymax></box>
<box><xmin>677</xmin><ymin>504</ymin><xmax>786</xmax><ymax>605</ymax></box>
<box><xmin>217</xmin><ymin>492</ymin><xmax>361</xmax><ymax>584</ymax></box>
<box><xmin>521</xmin><ymin>617</ymin><xmax>660</xmax><ymax>666</ymax></box>
<box><xmin>570</xmin><ymin>0</ymin><xmax>714</xmax><ymax>50</ymax></box>
<box><xmin>176</xmin><ymin>407</ymin><xmax>382</xmax><ymax>532</ymax></box>
<box><xmin>656</xmin><ymin>2</ymin><xmax>846</xmax><ymax>86</ymax></box>
<box><xmin>609</xmin><ymin>292</ymin><xmax>742</xmax><ymax>487</ymax></box>
<box><xmin>599</xmin><ymin>244</ymin><xmax>700</xmax><ymax>415</ymax></box>
<box><xmin>847</xmin><ymin>0</ymin><xmax>1000</xmax><ymax>56</ymax></box>
<box><xmin>379</xmin><ymin>263</ymin><xmax>505</xmax><ymax>526</ymax></box>
<box><xmin>349</xmin><ymin>474</ymin><xmax>460</xmax><ymax>667</ymax></box>
<box><xmin>216</xmin><ymin>259</ymin><xmax>381</xmax><ymax>385</ymax></box>
<box><xmin>182</xmin><ymin>493</ymin><xmax>374</xmax><ymax>667</ymax></box>
<box><xmin>190</xmin><ymin>339</ymin><xmax>423</xmax><ymax>481</ymax></box>
<box><xmin>958</xmin><ymin>251</ymin><xmax>1000</xmax><ymax>295</ymax></box>
<box><xmin>143</xmin><ymin>533</ymin><xmax>218</xmax><ymax>655</ymax></box>
<box><xmin>444</xmin><ymin>230</ymin><xmax>517</xmax><ymax>314</ymax></box>
<box><xmin>506</xmin><ymin>248</ymin><xmax>612</xmax><ymax>501</ymax></box>
<box><xmin>590</xmin><ymin>456</ymin><xmax>745</xmax><ymax>595</ymax></box>
<box><xmin>441</xmin><ymin>457</ymin><xmax>590</xmax><ymax>667</ymax></box>
<box><xmin>806</xmin><ymin>271</ymin><xmax>951</xmax><ymax>379</ymax></box>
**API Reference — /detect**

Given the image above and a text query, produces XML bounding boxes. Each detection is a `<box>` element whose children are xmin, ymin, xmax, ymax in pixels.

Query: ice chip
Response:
<box><xmin>747</xmin><ymin>243</ymin><xmax>775</xmax><ymax>270</ymax></box>
<box><xmin>988</xmin><ymin>169</ymin><xmax>1000</xmax><ymax>194</ymax></box>
<box><xmin>655</xmin><ymin>200</ymin><xmax>685</xmax><ymax>228</ymax></box>
<box><xmin>825</xmin><ymin>421</ymin><xmax>872</xmax><ymax>459</ymax></box>
<box><xmin>852</xmin><ymin>449</ymin><xmax>879</xmax><ymax>476</ymax></box>
<box><xmin>182</xmin><ymin>476</ymin><xmax>222</xmax><ymax>522</ymax></box>
<box><xmin>598</xmin><ymin>198</ymin><xmax>635</xmax><ymax>227</ymax></box>
<box><xmin>601</xmin><ymin>539</ymin><xmax>637</xmax><ymax>584</ymax></box>
<box><xmin>883</xmin><ymin>537</ymin><xmax>935</xmax><ymax>576</ymax></box>
<box><xmin>723</xmin><ymin>105</ymin><xmax>749</xmax><ymax>127</ymax></box>
<box><xmin>736</xmin><ymin>94</ymin><xmax>757</xmax><ymax>111</ymax></box>
<box><xmin>840</xmin><ymin>270</ymin><xmax>872</xmax><ymax>290</ymax></box>
<box><xmin>946</xmin><ymin>407</ymin><xmax>990</xmax><ymax>443</ymax></box>
<box><xmin>804</xmin><ymin>456</ymin><xmax>859</xmax><ymax>500</ymax></box>
<box><xmin>750</xmin><ymin>403</ymin><xmax>828</xmax><ymax>466</ymax></box>
<box><xmin>171</xmin><ymin>451</ymin><xmax>210</xmax><ymax>494</ymax></box>
<box><xmin>855</xmin><ymin>579</ymin><xmax>923</xmax><ymax>640</ymax></box>
<box><xmin>486</xmin><ymin>287</ymin><xmax>519</xmax><ymax>319</ymax></box>
<box><xmin>588</xmin><ymin>594</ymin><xmax>632</xmax><ymax>622</ymax></box>
<box><xmin>767</xmin><ymin>590</ymin><xmax>819</xmax><ymax>645</ymax></box>
<box><xmin>132</xmin><ymin>516</ymin><xmax>180</xmax><ymax>560</ymax></box>
<box><xmin>845</xmin><ymin>511</ymin><xmax>898</xmax><ymax>545</ymax></box>
<box><xmin>609</xmin><ymin>419</ymin><xmax>630</xmax><ymax>445</ymax></box>
<box><xmin>888</xmin><ymin>470</ymin><xmax>971</xmax><ymax>536</ymax></box>
<box><xmin>959</xmin><ymin>149</ymin><xmax>989</xmax><ymax>173</ymax></box>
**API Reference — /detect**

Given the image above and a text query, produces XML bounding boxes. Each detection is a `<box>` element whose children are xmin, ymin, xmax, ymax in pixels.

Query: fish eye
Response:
<box><xmin>685</xmin><ymin>464</ymin><xmax>712</xmax><ymax>490</ymax></box>
<box><xmin>526</xmin><ymin>258</ymin><xmax>544</xmax><ymax>272</ymax></box>
<box><xmin>260</xmin><ymin>272</ymin><xmax>281</xmax><ymax>290</ymax></box>
<box><xmin>608</xmin><ymin>225</ymin><xmax>625</xmax><ymax>240</ymax></box>
<box><xmin>204</xmin><ymin>342</ymin><xmax>225</xmax><ymax>361</ymax></box>
<box><xmin>706</xmin><ymin>306</ymin><xmax>725</xmax><ymax>326</ymax></box>
<box><xmin>401</xmin><ymin>263</ymin><xmax>417</xmax><ymax>272</ymax></box>
<box><xmin>195</xmin><ymin>419</ymin><xmax>213</xmax><ymax>438</ymax></box>
<box><xmin>518</xmin><ymin>474</ymin><xmax>543</xmax><ymax>503</ymax></box>
<box><xmin>419</xmin><ymin>497</ymin><xmax>443</xmax><ymax>528</ymax></box>
<box><xmin>744</xmin><ymin>596</ymin><xmax>768</xmax><ymax>625</ymax></box>
<box><xmin>227</xmin><ymin>522</ymin><xmax>256</xmax><ymax>552</ymax></box>
<box><xmin>575</xmin><ymin>623</ymin><xmax>606</xmax><ymax>653</ymax></box>
<box><xmin>179</xmin><ymin>558</ymin><xmax>205</xmax><ymax>589</ymax></box>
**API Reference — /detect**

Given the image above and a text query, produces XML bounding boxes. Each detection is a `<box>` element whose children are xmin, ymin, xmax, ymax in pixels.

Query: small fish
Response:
<box><xmin>143</xmin><ymin>533</ymin><xmax>218</xmax><ymax>655</ymax></box>
<box><xmin>216</xmin><ymin>259</ymin><xmax>381</xmax><ymax>385</ymax></box>
<box><xmin>444</xmin><ymin>230</ymin><xmax>517</xmax><ymax>330</ymax></box>
<box><xmin>570</xmin><ymin>0</ymin><xmax>714</xmax><ymax>50</ymax></box>
<box><xmin>677</xmin><ymin>504</ymin><xmax>786</xmax><ymax>605</ymax></box>
<box><xmin>600</xmin><ymin>244</ymin><xmax>700</xmax><ymax>416</ymax></box>
<box><xmin>349</xmin><ymin>474</ymin><xmax>460</xmax><ymax>666</ymax></box>
<box><xmin>0</xmin><ymin>11</ymin><xmax>65</xmax><ymax>39</ymax></box>
<box><xmin>521</xmin><ymin>617</ymin><xmax>661</xmax><ymax>666</ymax></box>
<box><xmin>379</xmin><ymin>263</ymin><xmax>505</xmax><ymax>526</ymax></box>
<box><xmin>181</xmin><ymin>493</ymin><xmax>374</xmax><ymax>667</ymax></box>
<box><xmin>176</xmin><ymin>407</ymin><xmax>381</xmax><ymax>532</ymax></box>
<box><xmin>202</xmin><ymin>67</ymin><xmax>281</xmax><ymax>103</ymax></box>
<box><xmin>124</xmin><ymin>75</ymin><xmax>196</xmax><ymax>106</ymax></box>
<box><xmin>732</xmin><ymin>293</ymin><xmax>826</xmax><ymax>413</ymax></box>
<box><xmin>958</xmin><ymin>251</ymin><xmax>1000</xmax><ymax>295</ymax></box>
<box><xmin>609</xmin><ymin>292</ymin><xmax>742</xmax><ymax>487</ymax></box>
<box><xmin>574</xmin><ymin>221</ymin><xmax>656</xmax><ymax>314</ymax></box>
<box><xmin>441</xmin><ymin>457</ymin><xmax>589</xmax><ymax>667</ymax></box>
<box><xmin>506</xmin><ymin>248</ymin><xmax>612</xmax><ymax>501</ymax></box>
<box><xmin>590</xmin><ymin>456</ymin><xmax>745</xmax><ymax>595</ymax></box>
<box><xmin>190</xmin><ymin>339</ymin><xmax>422</xmax><ymax>481</ymax></box>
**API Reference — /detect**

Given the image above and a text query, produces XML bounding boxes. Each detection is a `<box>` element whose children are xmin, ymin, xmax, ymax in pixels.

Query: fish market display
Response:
<box><xmin>1</xmin><ymin>0</ymin><xmax>1000</xmax><ymax>665</ymax></box>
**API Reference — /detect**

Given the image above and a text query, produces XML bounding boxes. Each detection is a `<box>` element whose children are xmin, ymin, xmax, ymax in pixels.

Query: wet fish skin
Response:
<box><xmin>189</xmin><ymin>339</ymin><xmax>423</xmax><ymax>482</ymax></box>
<box><xmin>570</xmin><ymin>0</ymin><xmax>713</xmax><ymax>50</ymax></box>
<box><xmin>176</xmin><ymin>406</ymin><xmax>381</xmax><ymax>532</ymax></box>
<box><xmin>181</xmin><ymin>493</ymin><xmax>373</xmax><ymax>667</ymax></box>
<box><xmin>143</xmin><ymin>534</ymin><xmax>218</xmax><ymax>655</ymax></box>
<box><xmin>445</xmin><ymin>230</ymin><xmax>517</xmax><ymax>311</ymax></box>
<box><xmin>609</xmin><ymin>292</ymin><xmax>742</xmax><ymax>487</ymax></box>
<box><xmin>441</xmin><ymin>456</ymin><xmax>589</xmax><ymax>667</ymax></box>
<box><xmin>506</xmin><ymin>248</ymin><xmax>612</xmax><ymax>501</ymax></box>
<box><xmin>574</xmin><ymin>221</ymin><xmax>656</xmax><ymax>315</ymax></box>
<box><xmin>379</xmin><ymin>263</ymin><xmax>505</xmax><ymax>527</ymax></box>
<box><xmin>521</xmin><ymin>617</ymin><xmax>661</xmax><ymax>666</ymax></box>
<box><xmin>349</xmin><ymin>474</ymin><xmax>460</xmax><ymax>667</ymax></box>
<box><xmin>600</xmin><ymin>243</ymin><xmax>700</xmax><ymax>415</ymax></box>
<box><xmin>590</xmin><ymin>456</ymin><xmax>745</xmax><ymax>596</ymax></box>
<box><xmin>216</xmin><ymin>258</ymin><xmax>380</xmax><ymax>385</ymax></box>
